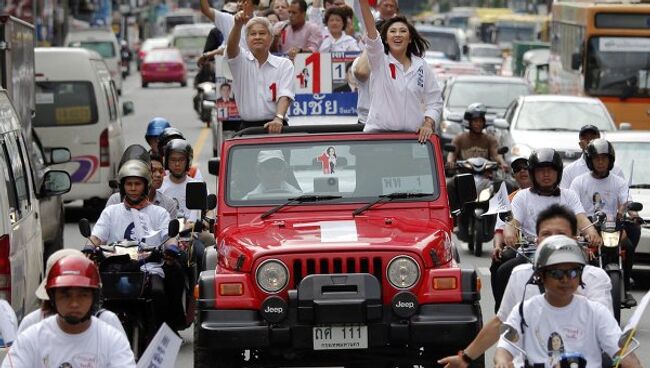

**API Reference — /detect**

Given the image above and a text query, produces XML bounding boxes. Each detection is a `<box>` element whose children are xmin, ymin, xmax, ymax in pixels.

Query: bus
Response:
<box><xmin>550</xmin><ymin>1</ymin><xmax>650</xmax><ymax>129</ymax></box>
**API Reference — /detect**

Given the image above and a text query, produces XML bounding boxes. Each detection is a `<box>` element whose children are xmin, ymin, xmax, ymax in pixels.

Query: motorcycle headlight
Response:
<box><xmin>511</xmin><ymin>143</ymin><xmax>533</xmax><ymax>159</ymax></box>
<box><xmin>387</xmin><ymin>256</ymin><xmax>420</xmax><ymax>289</ymax></box>
<box><xmin>256</xmin><ymin>260</ymin><xmax>289</xmax><ymax>293</ymax></box>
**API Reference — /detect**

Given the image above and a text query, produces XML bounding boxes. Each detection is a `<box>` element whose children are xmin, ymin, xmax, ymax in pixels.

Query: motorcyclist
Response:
<box><xmin>161</xmin><ymin>139</ymin><xmax>201</xmax><ymax>224</ymax></box>
<box><xmin>1</xmin><ymin>256</ymin><xmax>136</xmax><ymax>367</ymax></box>
<box><xmin>120</xmin><ymin>40</ymin><xmax>132</xmax><ymax>76</ymax></box>
<box><xmin>446</xmin><ymin>102</ymin><xmax>509</xmax><ymax>211</ymax></box>
<box><xmin>439</xmin><ymin>205</ymin><xmax>613</xmax><ymax>368</ymax></box>
<box><xmin>494</xmin><ymin>236</ymin><xmax>642</xmax><ymax>368</ymax></box>
<box><xmin>157</xmin><ymin>127</ymin><xmax>204</xmax><ymax>180</ymax></box>
<box><xmin>145</xmin><ymin>117</ymin><xmax>171</xmax><ymax>155</ymax></box>
<box><xmin>490</xmin><ymin>155</ymin><xmax>531</xmax><ymax>309</ymax></box>
<box><xmin>569</xmin><ymin>138</ymin><xmax>639</xmax><ymax>307</ymax></box>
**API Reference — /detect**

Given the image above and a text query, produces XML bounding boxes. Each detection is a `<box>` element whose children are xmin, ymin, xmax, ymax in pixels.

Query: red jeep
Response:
<box><xmin>196</xmin><ymin>125</ymin><xmax>482</xmax><ymax>367</ymax></box>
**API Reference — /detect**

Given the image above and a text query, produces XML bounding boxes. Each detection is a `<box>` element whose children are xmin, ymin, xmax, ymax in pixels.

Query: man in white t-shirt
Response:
<box><xmin>160</xmin><ymin>139</ymin><xmax>201</xmax><ymax>224</ymax></box>
<box><xmin>570</xmin><ymin>138</ymin><xmax>639</xmax><ymax>307</ymax></box>
<box><xmin>494</xmin><ymin>237</ymin><xmax>641</xmax><ymax>368</ymax></box>
<box><xmin>438</xmin><ymin>205</ymin><xmax>612</xmax><ymax>368</ymax></box>
<box><xmin>2</xmin><ymin>256</ymin><xmax>135</xmax><ymax>368</ymax></box>
<box><xmin>226</xmin><ymin>14</ymin><xmax>295</xmax><ymax>132</ymax></box>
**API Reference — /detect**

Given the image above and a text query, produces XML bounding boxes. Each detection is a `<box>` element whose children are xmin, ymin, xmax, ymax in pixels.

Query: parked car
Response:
<box><xmin>0</xmin><ymin>88</ymin><xmax>70</xmax><ymax>322</ymax></box>
<box><xmin>64</xmin><ymin>28</ymin><xmax>123</xmax><ymax>95</ymax></box>
<box><xmin>495</xmin><ymin>95</ymin><xmax>619</xmax><ymax>164</ymax></box>
<box><xmin>604</xmin><ymin>131</ymin><xmax>650</xmax><ymax>267</ymax></box>
<box><xmin>195</xmin><ymin>125</ymin><xmax>482</xmax><ymax>367</ymax></box>
<box><xmin>34</xmin><ymin>47</ymin><xmax>133</xmax><ymax>208</ymax></box>
<box><xmin>140</xmin><ymin>48</ymin><xmax>188</xmax><ymax>88</ymax></box>
<box><xmin>137</xmin><ymin>37</ymin><xmax>170</xmax><ymax>71</ymax></box>
<box><xmin>466</xmin><ymin>43</ymin><xmax>503</xmax><ymax>74</ymax></box>
<box><xmin>170</xmin><ymin>23</ymin><xmax>213</xmax><ymax>72</ymax></box>
<box><xmin>439</xmin><ymin>75</ymin><xmax>532</xmax><ymax>144</ymax></box>
<box><xmin>30</xmin><ymin>130</ymin><xmax>71</xmax><ymax>262</ymax></box>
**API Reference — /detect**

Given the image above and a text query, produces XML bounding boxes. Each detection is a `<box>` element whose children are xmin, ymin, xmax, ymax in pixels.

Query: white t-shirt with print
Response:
<box><xmin>559</xmin><ymin>155</ymin><xmax>625</xmax><ymax>189</ymax></box>
<box><xmin>510</xmin><ymin>188</ymin><xmax>585</xmax><ymax>238</ymax></box>
<box><xmin>18</xmin><ymin>309</ymin><xmax>126</xmax><ymax>336</ymax></box>
<box><xmin>497</xmin><ymin>264</ymin><xmax>613</xmax><ymax>322</ymax></box>
<box><xmin>160</xmin><ymin>176</ymin><xmax>200</xmax><ymax>222</ymax></box>
<box><xmin>1</xmin><ymin>316</ymin><xmax>135</xmax><ymax>368</ymax></box>
<box><xmin>92</xmin><ymin>203</ymin><xmax>170</xmax><ymax>245</ymax></box>
<box><xmin>570</xmin><ymin>172</ymin><xmax>629</xmax><ymax>222</ymax></box>
<box><xmin>497</xmin><ymin>294</ymin><xmax>621</xmax><ymax>368</ymax></box>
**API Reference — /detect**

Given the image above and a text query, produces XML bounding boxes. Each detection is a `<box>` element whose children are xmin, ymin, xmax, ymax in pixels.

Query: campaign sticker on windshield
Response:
<box><xmin>55</xmin><ymin>106</ymin><xmax>92</xmax><ymax>125</ymax></box>
<box><xmin>381</xmin><ymin>176</ymin><xmax>433</xmax><ymax>195</ymax></box>
<box><xmin>35</xmin><ymin>92</ymin><xmax>54</xmax><ymax>104</ymax></box>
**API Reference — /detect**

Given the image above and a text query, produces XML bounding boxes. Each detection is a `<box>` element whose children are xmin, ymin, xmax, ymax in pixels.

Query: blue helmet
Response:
<box><xmin>145</xmin><ymin>117</ymin><xmax>171</xmax><ymax>139</ymax></box>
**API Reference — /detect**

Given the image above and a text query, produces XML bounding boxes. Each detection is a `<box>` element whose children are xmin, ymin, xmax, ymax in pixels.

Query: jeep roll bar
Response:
<box><xmin>234</xmin><ymin>124</ymin><xmax>365</xmax><ymax>137</ymax></box>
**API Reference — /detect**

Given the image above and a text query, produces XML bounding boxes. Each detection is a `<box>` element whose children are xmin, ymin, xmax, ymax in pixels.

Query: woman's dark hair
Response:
<box><xmin>379</xmin><ymin>16</ymin><xmax>429</xmax><ymax>58</ymax></box>
<box><xmin>324</xmin><ymin>7</ymin><xmax>348</xmax><ymax>30</ymax></box>
<box><xmin>535</xmin><ymin>204</ymin><xmax>578</xmax><ymax>236</ymax></box>
<box><xmin>547</xmin><ymin>332</ymin><xmax>565</xmax><ymax>353</ymax></box>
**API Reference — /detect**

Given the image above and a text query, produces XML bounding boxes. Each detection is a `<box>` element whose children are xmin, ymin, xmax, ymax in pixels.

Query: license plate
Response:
<box><xmin>312</xmin><ymin>324</ymin><xmax>368</xmax><ymax>350</ymax></box>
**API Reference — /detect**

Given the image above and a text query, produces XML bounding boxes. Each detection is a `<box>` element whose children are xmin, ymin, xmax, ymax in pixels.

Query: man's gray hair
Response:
<box><xmin>245</xmin><ymin>16</ymin><xmax>274</xmax><ymax>37</ymax></box>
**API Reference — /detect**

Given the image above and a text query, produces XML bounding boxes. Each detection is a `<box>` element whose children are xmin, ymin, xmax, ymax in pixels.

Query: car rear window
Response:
<box><xmin>145</xmin><ymin>50</ymin><xmax>182</xmax><ymax>63</ymax></box>
<box><xmin>72</xmin><ymin>41</ymin><xmax>116</xmax><ymax>58</ymax></box>
<box><xmin>34</xmin><ymin>82</ymin><xmax>99</xmax><ymax>126</ymax></box>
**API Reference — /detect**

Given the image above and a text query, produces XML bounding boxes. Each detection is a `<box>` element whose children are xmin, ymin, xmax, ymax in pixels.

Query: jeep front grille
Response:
<box><xmin>291</xmin><ymin>256</ymin><xmax>383</xmax><ymax>288</ymax></box>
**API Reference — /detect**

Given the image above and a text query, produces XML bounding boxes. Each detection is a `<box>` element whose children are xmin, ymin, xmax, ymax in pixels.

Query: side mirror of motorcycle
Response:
<box><xmin>628</xmin><ymin>202</ymin><xmax>643</xmax><ymax>212</ymax></box>
<box><xmin>454</xmin><ymin>173</ymin><xmax>477</xmax><ymax>205</ymax></box>
<box><xmin>443</xmin><ymin>143</ymin><xmax>456</xmax><ymax>153</ymax></box>
<box><xmin>168</xmin><ymin>219</ymin><xmax>180</xmax><ymax>238</ymax></box>
<box><xmin>207</xmin><ymin>194</ymin><xmax>217</xmax><ymax>210</ymax></box>
<box><xmin>497</xmin><ymin>146</ymin><xmax>509</xmax><ymax>155</ymax></box>
<box><xmin>79</xmin><ymin>218</ymin><xmax>92</xmax><ymax>238</ymax></box>
<box><xmin>186</xmin><ymin>181</ymin><xmax>208</xmax><ymax>210</ymax></box>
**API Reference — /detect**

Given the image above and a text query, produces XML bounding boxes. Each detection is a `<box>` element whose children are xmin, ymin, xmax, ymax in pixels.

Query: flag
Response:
<box><xmin>483</xmin><ymin>182</ymin><xmax>510</xmax><ymax>216</ymax></box>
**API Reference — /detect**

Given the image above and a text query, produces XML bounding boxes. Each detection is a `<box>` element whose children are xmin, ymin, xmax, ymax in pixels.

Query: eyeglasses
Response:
<box><xmin>544</xmin><ymin>267</ymin><xmax>583</xmax><ymax>280</ymax></box>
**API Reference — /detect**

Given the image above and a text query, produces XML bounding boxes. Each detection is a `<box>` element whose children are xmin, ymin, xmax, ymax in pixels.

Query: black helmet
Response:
<box><xmin>158</xmin><ymin>127</ymin><xmax>185</xmax><ymax>155</ymax></box>
<box><xmin>585</xmin><ymin>138</ymin><xmax>615</xmax><ymax>171</ymax></box>
<box><xmin>164</xmin><ymin>139</ymin><xmax>194</xmax><ymax>173</ymax></box>
<box><xmin>528</xmin><ymin>148</ymin><xmax>563</xmax><ymax>190</ymax></box>
<box><xmin>463</xmin><ymin>102</ymin><xmax>488</xmax><ymax>129</ymax></box>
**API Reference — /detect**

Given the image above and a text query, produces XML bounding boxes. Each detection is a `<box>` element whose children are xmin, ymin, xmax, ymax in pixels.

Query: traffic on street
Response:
<box><xmin>0</xmin><ymin>0</ymin><xmax>649</xmax><ymax>367</ymax></box>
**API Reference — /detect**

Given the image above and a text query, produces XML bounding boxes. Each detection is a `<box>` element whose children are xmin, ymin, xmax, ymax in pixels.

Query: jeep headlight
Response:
<box><xmin>387</xmin><ymin>256</ymin><xmax>420</xmax><ymax>289</ymax></box>
<box><xmin>256</xmin><ymin>260</ymin><xmax>289</xmax><ymax>293</ymax></box>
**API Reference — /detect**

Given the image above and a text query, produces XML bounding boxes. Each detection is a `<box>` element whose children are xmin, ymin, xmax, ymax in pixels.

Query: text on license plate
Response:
<box><xmin>312</xmin><ymin>324</ymin><xmax>368</xmax><ymax>350</ymax></box>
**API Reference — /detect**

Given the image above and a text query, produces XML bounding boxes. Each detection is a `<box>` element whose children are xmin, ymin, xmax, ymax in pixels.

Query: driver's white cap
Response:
<box><xmin>257</xmin><ymin>150</ymin><xmax>286</xmax><ymax>164</ymax></box>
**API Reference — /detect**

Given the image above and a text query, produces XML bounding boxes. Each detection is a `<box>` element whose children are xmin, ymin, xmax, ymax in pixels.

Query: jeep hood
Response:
<box><xmin>218</xmin><ymin>216</ymin><xmax>450</xmax><ymax>272</ymax></box>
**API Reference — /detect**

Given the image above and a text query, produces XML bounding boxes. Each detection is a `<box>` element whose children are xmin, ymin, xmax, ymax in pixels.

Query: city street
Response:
<box><xmin>61</xmin><ymin>73</ymin><xmax>650</xmax><ymax>366</ymax></box>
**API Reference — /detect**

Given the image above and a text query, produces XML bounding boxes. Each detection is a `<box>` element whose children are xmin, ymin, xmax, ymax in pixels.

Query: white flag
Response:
<box><xmin>483</xmin><ymin>182</ymin><xmax>511</xmax><ymax>216</ymax></box>
<box><xmin>622</xmin><ymin>289</ymin><xmax>650</xmax><ymax>334</ymax></box>
<box><xmin>136</xmin><ymin>323</ymin><xmax>182</xmax><ymax>368</ymax></box>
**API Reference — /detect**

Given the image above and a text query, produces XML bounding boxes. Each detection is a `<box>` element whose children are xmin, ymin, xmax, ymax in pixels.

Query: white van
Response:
<box><xmin>64</xmin><ymin>28</ymin><xmax>123</xmax><ymax>95</ymax></box>
<box><xmin>0</xmin><ymin>88</ymin><xmax>70</xmax><ymax>321</ymax></box>
<box><xmin>170</xmin><ymin>23</ymin><xmax>213</xmax><ymax>72</ymax></box>
<box><xmin>34</xmin><ymin>48</ymin><xmax>132</xmax><ymax>207</ymax></box>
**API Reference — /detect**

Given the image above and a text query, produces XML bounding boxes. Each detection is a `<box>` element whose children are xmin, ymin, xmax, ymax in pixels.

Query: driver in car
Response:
<box><xmin>244</xmin><ymin>150</ymin><xmax>301</xmax><ymax>199</ymax></box>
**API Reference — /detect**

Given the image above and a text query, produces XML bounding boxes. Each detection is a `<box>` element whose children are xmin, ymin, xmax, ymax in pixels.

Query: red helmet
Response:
<box><xmin>45</xmin><ymin>255</ymin><xmax>100</xmax><ymax>291</ymax></box>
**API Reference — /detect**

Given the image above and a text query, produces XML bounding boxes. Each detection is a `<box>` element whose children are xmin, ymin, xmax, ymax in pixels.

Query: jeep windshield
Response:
<box><xmin>226</xmin><ymin>140</ymin><xmax>440</xmax><ymax>206</ymax></box>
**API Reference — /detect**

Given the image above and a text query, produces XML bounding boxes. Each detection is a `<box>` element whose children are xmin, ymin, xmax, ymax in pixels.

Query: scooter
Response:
<box><xmin>194</xmin><ymin>81</ymin><xmax>217</xmax><ymax>125</ymax></box>
<box><xmin>79</xmin><ymin>218</ymin><xmax>179</xmax><ymax>358</ymax></box>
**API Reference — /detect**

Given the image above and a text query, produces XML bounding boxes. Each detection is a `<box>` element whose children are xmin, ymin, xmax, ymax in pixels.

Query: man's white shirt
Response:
<box><xmin>160</xmin><ymin>176</ymin><xmax>201</xmax><ymax>222</ymax></box>
<box><xmin>106</xmin><ymin>190</ymin><xmax>178</xmax><ymax>219</ymax></box>
<box><xmin>497</xmin><ymin>264</ymin><xmax>613</xmax><ymax>322</ymax></box>
<box><xmin>510</xmin><ymin>188</ymin><xmax>585</xmax><ymax>237</ymax></box>
<box><xmin>18</xmin><ymin>309</ymin><xmax>126</xmax><ymax>336</ymax></box>
<box><xmin>559</xmin><ymin>155</ymin><xmax>624</xmax><ymax>189</ymax></box>
<box><xmin>2</xmin><ymin>316</ymin><xmax>135</xmax><ymax>368</ymax></box>
<box><xmin>92</xmin><ymin>203</ymin><xmax>170</xmax><ymax>245</ymax></box>
<box><xmin>570</xmin><ymin>172</ymin><xmax>629</xmax><ymax>222</ymax></box>
<box><xmin>497</xmin><ymin>294</ymin><xmax>621</xmax><ymax>368</ymax></box>
<box><xmin>227</xmin><ymin>48</ymin><xmax>295</xmax><ymax>121</ymax></box>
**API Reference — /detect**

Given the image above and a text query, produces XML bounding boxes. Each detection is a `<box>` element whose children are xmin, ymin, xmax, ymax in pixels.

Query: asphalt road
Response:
<box><xmin>62</xmin><ymin>71</ymin><xmax>650</xmax><ymax>367</ymax></box>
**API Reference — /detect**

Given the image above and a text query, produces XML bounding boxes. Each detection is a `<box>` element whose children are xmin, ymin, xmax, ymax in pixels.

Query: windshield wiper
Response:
<box><xmin>352</xmin><ymin>192</ymin><xmax>434</xmax><ymax>217</ymax></box>
<box><xmin>630</xmin><ymin>184</ymin><xmax>650</xmax><ymax>189</ymax></box>
<box><xmin>261</xmin><ymin>194</ymin><xmax>343</xmax><ymax>219</ymax></box>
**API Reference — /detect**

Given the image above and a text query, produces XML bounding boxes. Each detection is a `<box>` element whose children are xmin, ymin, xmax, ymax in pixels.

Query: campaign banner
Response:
<box><xmin>214</xmin><ymin>51</ymin><xmax>361</xmax><ymax>119</ymax></box>
<box><xmin>136</xmin><ymin>323</ymin><xmax>182</xmax><ymax>368</ymax></box>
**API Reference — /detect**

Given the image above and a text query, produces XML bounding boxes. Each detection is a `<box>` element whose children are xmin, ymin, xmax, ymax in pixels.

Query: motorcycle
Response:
<box><xmin>454</xmin><ymin>156</ymin><xmax>501</xmax><ymax>257</ymax></box>
<box><xmin>583</xmin><ymin>202</ymin><xmax>644</xmax><ymax>323</ymax></box>
<box><xmin>120</xmin><ymin>44</ymin><xmax>132</xmax><ymax>78</ymax></box>
<box><xmin>79</xmin><ymin>218</ymin><xmax>180</xmax><ymax>358</ymax></box>
<box><xmin>194</xmin><ymin>82</ymin><xmax>217</xmax><ymax>126</ymax></box>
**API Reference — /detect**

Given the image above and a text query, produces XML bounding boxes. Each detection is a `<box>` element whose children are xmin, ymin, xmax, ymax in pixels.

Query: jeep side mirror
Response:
<box><xmin>208</xmin><ymin>158</ymin><xmax>220</xmax><ymax>176</ymax></box>
<box><xmin>628</xmin><ymin>202</ymin><xmax>643</xmax><ymax>212</ymax></box>
<box><xmin>493</xmin><ymin>118</ymin><xmax>509</xmax><ymax>129</ymax></box>
<box><xmin>186</xmin><ymin>181</ymin><xmax>208</xmax><ymax>210</ymax></box>
<box><xmin>48</xmin><ymin>147</ymin><xmax>71</xmax><ymax>165</ymax></box>
<box><xmin>454</xmin><ymin>173</ymin><xmax>477</xmax><ymax>204</ymax></box>
<box><xmin>122</xmin><ymin>101</ymin><xmax>135</xmax><ymax>116</ymax></box>
<box><xmin>207</xmin><ymin>194</ymin><xmax>217</xmax><ymax>210</ymax></box>
<box><xmin>41</xmin><ymin>170</ymin><xmax>71</xmax><ymax>197</ymax></box>
<box><xmin>168</xmin><ymin>219</ymin><xmax>180</xmax><ymax>238</ymax></box>
<box><xmin>79</xmin><ymin>218</ymin><xmax>92</xmax><ymax>238</ymax></box>
<box><xmin>571</xmin><ymin>52</ymin><xmax>581</xmax><ymax>71</ymax></box>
